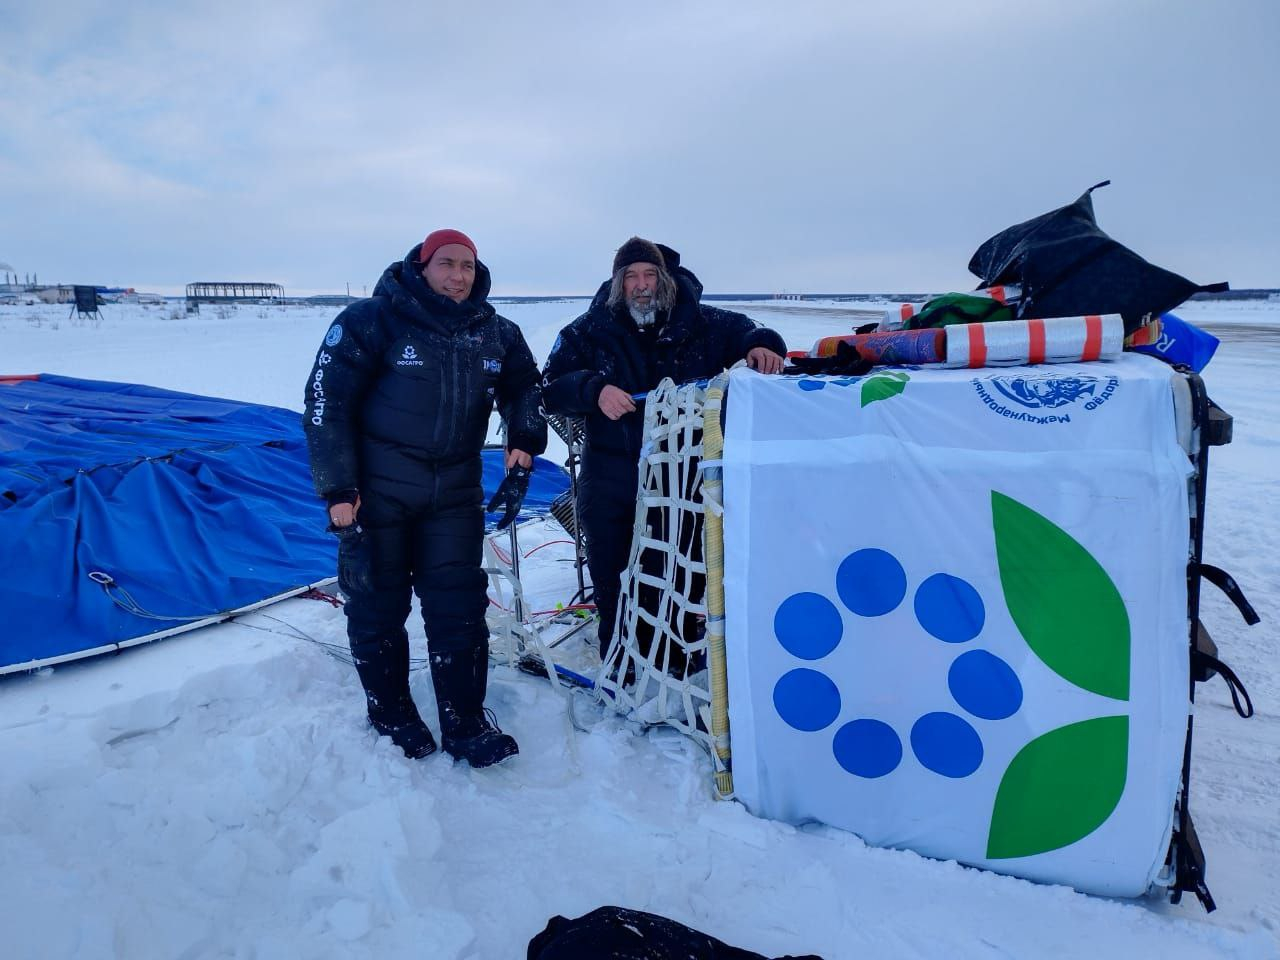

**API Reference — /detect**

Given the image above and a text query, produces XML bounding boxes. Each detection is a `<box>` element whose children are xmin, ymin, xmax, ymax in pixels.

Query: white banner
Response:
<box><xmin>722</xmin><ymin>354</ymin><xmax>1192</xmax><ymax>897</ymax></box>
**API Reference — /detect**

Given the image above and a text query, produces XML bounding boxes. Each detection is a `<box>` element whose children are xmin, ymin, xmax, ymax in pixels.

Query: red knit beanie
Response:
<box><xmin>419</xmin><ymin>229</ymin><xmax>477</xmax><ymax>265</ymax></box>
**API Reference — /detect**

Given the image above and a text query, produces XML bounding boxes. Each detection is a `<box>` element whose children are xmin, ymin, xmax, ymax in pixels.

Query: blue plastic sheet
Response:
<box><xmin>1130</xmin><ymin>311</ymin><xmax>1220</xmax><ymax>373</ymax></box>
<box><xmin>0</xmin><ymin>375</ymin><xmax>568</xmax><ymax>673</ymax></box>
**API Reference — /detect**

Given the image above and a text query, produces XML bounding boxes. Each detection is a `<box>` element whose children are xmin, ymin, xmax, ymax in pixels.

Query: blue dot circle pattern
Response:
<box><xmin>773</xmin><ymin>592</ymin><xmax>843</xmax><ymax>660</ymax></box>
<box><xmin>913</xmin><ymin>573</ymin><xmax>985</xmax><ymax>643</ymax></box>
<box><xmin>910</xmin><ymin>712</ymin><xmax>984</xmax><ymax>778</ymax></box>
<box><xmin>948</xmin><ymin>650</ymin><xmax>1023</xmax><ymax>721</ymax></box>
<box><xmin>773</xmin><ymin>669</ymin><xmax>841</xmax><ymax>732</ymax></box>
<box><xmin>836</xmin><ymin>549</ymin><xmax>907</xmax><ymax>618</ymax></box>
<box><xmin>833</xmin><ymin>719</ymin><xmax>902</xmax><ymax>778</ymax></box>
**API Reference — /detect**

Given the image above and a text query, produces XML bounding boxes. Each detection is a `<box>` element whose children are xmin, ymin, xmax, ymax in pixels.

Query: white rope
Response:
<box><xmin>483</xmin><ymin>522</ymin><xmax>583</xmax><ymax>769</ymax></box>
<box><xmin>596</xmin><ymin>378</ymin><xmax>716</xmax><ymax>752</ymax></box>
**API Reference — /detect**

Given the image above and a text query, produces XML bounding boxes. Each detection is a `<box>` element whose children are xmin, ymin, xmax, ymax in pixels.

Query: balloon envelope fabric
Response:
<box><xmin>720</xmin><ymin>355</ymin><xmax>1193</xmax><ymax>898</ymax></box>
<box><xmin>0</xmin><ymin>375</ymin><xmax>568</xmax><ymax>674</ymax></box>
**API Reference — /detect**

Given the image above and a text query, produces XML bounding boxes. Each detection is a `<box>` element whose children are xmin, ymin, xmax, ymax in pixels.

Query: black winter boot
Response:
<box><xmin>431</xmin><ymin>646</ymin><xmax>519</xmax><ymax>768</ymax></box>
<box><xmin>351</xmin><ymin>630</ymin><xmax>437</xmax><ymax>760</ymax></box>
<box><xmin>367</xmin><ymin>695</ymin><xmax>438</xmax><ymax>760</ymax></box>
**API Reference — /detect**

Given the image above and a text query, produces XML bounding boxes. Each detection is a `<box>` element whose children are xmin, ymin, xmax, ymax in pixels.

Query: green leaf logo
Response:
<box><xmin>987</xmin><ymin>716</ymin><xmax>1128</xmax><ymax>858</ymax></box>
<box><xmin>861</xmin><ymin>371</ymin><xmax>910</xmax><ymax>408</ymax></box>
<box><xmin>991</xmin><ymin>491</ymin><xmax>1130</xmax><ymax>701</ymax></box>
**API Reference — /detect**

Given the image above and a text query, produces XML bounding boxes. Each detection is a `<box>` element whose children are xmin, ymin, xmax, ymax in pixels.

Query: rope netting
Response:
<box><xmin>597</xmin><ymin>374</ymin><xmax>733</xmax><ymax>795</ymax></box>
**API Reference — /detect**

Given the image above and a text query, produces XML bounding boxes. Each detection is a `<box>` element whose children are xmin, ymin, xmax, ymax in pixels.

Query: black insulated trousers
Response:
<box><xmin>338</xmin><ymin>459</ymin><xmax>488</xmax><ymax>712</ymax></box>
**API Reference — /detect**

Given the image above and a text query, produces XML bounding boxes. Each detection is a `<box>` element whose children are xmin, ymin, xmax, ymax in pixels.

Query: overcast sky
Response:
<box><xmin>2</xmin><ymin>0</ymin><xmax>1276</xmax><ymax>296</ymax></box>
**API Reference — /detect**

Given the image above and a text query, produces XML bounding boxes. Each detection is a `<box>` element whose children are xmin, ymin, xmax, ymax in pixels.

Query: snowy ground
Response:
<box><xmin>1</xmin><ymin>297</ymin><xmax>1277</xmax><ymax>959</ymax></box>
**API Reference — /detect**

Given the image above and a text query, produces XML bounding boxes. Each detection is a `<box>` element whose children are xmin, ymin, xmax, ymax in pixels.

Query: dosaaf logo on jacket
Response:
<box><xmin>396</xmin><ymin>342</ymin><xmax>425</xmax><ymax>367</ymax></box>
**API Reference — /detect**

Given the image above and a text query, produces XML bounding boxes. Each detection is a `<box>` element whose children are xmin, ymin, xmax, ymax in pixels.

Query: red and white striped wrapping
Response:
<box><xmin>943</xmin><ymin>314</ymin><xmax>1124</xmax><ymax>368</ymax></box>
<box><xmin>878</xmin><ymin>302</ymin><xmax>923</xmax><ymax>332</ymax></box>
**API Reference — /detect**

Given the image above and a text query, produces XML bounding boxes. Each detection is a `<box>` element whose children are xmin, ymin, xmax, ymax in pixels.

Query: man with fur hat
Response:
<box><xmin>303</xmin><ymin>230</ymin><xmax>546</xmax><ymax>766</ymax></box>
<box><xmin>542</xmin><ymin>238</ymin><xmax>786</xmax><ymax>664</ymax></box>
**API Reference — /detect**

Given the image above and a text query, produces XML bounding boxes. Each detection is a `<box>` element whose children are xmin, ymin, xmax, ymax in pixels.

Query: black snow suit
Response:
<box><xmin>303</xmin><ymin>246</ymin><xmax>546</xmax><ymax>757</ymax></box>
<box><xmin>541</xmin><ymin>246</ymin><xmax>785</xmax><ymax>660</ymax></box>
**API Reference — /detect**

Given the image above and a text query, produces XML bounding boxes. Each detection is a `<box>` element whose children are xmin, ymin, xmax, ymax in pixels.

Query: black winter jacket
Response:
<box><xmin>303</xmin><ymin>247</ymin><xmax>547</xmax><ymax>500</ymax></box>
<box><xmin>541</xmin><ymin>247</ymin><xmax>786</xmax><ymax>463</ymax></box>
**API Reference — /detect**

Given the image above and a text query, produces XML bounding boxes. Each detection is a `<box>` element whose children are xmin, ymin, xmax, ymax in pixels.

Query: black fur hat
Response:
<box><xmin>612</xmin><ymin>237</ymin><xmax>666</xmax><ymax>275</ymax></box>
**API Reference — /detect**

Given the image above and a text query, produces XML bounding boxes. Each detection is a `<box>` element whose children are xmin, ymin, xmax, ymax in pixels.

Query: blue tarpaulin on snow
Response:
<box><xmin>0</xmin><ymin>374</ymin><xmax>569</xmax><ymax>674</ymax></box>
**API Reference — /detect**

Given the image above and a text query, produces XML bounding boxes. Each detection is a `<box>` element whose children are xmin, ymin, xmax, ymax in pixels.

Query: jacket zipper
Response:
<box><xmin>448</xmin><ymin>350</ymin><xmax>462</xmax><ymax>451</ymax></box>
<box><xmin>436</xmin><ymin>349</ymin><xmax>449</xmax><ymax>450</ymax></box>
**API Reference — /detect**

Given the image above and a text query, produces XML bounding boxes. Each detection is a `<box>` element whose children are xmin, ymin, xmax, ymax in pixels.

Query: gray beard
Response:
<box><xmin>629</xmin><ymin>304</ymin><xmax>657</xmax><ymax>327</ymax></box>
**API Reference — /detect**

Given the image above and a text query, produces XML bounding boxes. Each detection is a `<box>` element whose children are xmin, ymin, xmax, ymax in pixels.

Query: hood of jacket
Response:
<box><xmin>371</xmin><ymin>245</ymin><xmax>496</xmax><ymax>336</ymax></box>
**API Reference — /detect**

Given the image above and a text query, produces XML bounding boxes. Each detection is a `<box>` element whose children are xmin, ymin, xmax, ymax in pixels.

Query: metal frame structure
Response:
<box><xmin>544</xmin><ymin>412</ymin><xmax>589</xmax><ymax>606</ymax></box>
<box><xmin>185</xmin><ymin>282</ymin><xmax>285</xmax><ymax>304</ymax></box>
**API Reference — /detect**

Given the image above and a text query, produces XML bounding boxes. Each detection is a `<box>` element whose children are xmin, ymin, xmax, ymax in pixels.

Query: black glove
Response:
<box><xmin>785</xmin><ymin>339</ymin><xmax>874</xmax><ymax>377</ymax></box>
<box><xmin>329</xmin><ymin>521</ymin><xmax>374</xmax><ymax>597</ymax></box>
<box><xmin>487</xmin><ymin>465</ymin><xmax>532</xmax><ymax>531</ymax></box>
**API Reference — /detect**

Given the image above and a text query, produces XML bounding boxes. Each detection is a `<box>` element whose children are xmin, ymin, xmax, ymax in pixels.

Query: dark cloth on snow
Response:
<box><xmin>528</xmin><ymin>906</ymin><xmax>824</xmax><ymax>960</ymax></box>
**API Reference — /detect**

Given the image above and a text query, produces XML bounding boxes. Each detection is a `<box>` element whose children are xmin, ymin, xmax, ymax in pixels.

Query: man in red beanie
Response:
<box><xmin>303</xmin><ymin>231</ymin><xmax>546</xmax><ymax>766</ymax></box>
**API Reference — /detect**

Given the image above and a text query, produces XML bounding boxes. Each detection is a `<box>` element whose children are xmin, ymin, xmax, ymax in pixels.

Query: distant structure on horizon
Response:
<box><xmin>186</xmin><ymin>282</ymin><xmax>285</xmax><ymax>305</ymax></box>
<box><xmin>0</xmin><ymin>262</ymin><xmax>38</xmax><ymax>299</ymax></box>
